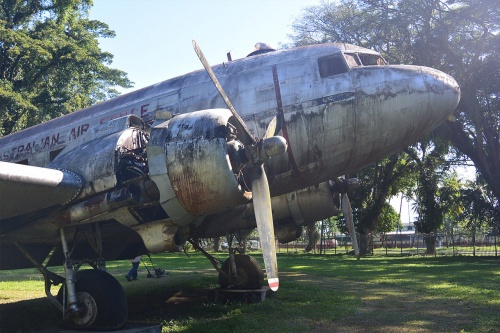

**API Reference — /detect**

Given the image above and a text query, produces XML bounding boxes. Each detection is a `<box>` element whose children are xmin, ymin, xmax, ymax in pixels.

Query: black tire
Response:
<box><xmin>58</xmin><ymin>269</ymin><xmax>128</xmax><ymax>330</ymax></box>
<box><xmin>218</xmin><ymin>254</ymin><xmax>264</xmax><ymax>289</ymax></box>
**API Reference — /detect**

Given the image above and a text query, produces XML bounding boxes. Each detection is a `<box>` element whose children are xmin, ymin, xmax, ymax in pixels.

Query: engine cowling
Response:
<box><xmin>190</xmin><ymin>181</ymin><xmax>341</xmax><ymax>243</ymax></box>
<box><xmin>147</xmin><ymin>109</ymin><xmax>251</xmax><ymax>227</ymax></box>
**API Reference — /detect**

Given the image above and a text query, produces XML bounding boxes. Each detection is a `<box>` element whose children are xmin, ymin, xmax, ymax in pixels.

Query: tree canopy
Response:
<box><xmin>0</xmin><ymin>0</ymin><xmax>132</xmax><ymax>136</ymax></box>
<box><xmin>290</xmin><ymin>0</ymin><xmax>499</xmax><ymax>243</ymax></box>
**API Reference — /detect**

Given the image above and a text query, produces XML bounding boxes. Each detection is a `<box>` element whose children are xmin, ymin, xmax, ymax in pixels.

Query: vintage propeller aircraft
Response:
<box><xmin>0</xmin><ymin>40</ymin><xmax>460</xmax><ymax>329</ymax></box>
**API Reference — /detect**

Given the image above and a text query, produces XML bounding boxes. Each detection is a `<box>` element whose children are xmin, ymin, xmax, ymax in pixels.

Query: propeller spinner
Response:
<box><xmin>193</xmin><ymin>40</ymin><xmax>287</xmax><ymax>291</ymax></box>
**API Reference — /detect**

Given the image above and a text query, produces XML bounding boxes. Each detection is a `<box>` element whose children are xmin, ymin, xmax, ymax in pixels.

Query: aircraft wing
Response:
<box><xmin>0</xmin><ymin>161</ymin><xmax>83</xmax><ymax>224</ymax></box>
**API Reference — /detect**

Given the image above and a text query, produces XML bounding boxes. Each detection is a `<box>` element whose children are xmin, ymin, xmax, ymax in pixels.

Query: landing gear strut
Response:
<box><xmin>57</xmin><ymin>269</ymin><xmax>128</xmax><ymax>329</ymax></box>
<box><xmin>58</xmin><ymin>227</ymin><xmax>127</xmax><ymax>329</ymax></box>
<box><xmin>13</xmin><ymin>225</ymin><xmax>128</xmax><ymax>330</ymax></box>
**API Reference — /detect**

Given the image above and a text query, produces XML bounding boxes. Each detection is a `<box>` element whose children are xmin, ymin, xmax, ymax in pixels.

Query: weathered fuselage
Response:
<box><xmin>0</xmin><ymin>43</ymin><xmax>460</xmax><ymax>265</ymax></box>
<box><xmin>0</xmin><ymin>43</ymin><xmax>459</xmax><ymax>196</ymax></box>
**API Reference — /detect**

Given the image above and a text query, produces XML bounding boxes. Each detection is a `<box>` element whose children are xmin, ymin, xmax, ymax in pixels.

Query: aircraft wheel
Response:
<box><xmin>58</xmin><ymin>269</ymin><xmax>128</xmax><ymax>330</ymax></box>
<box><xmin>219</xmin><ymin>254</ymin><xmax>264</xmax><ymax>289</ymax></box>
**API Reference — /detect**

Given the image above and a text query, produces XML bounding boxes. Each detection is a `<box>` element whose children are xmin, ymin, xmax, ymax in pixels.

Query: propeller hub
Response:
<box><xmin>258</xmin><ymin>136</ymin><xmax>287</xmax><ymax>162</ymax></box>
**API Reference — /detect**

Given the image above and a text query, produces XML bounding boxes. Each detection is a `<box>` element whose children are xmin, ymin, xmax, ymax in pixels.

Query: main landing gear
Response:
<box><xmin>190</xmin><ymin>236</ymin><xmax>264</xmax><ymax>290</ymax></box>
<box><xmin>13</xmin><ymin>225</ymin><xmax>128</xmax><ymax>330</ymax></box>
<box><xmin>56</xmin><ymin>269</ymin><xmax>127</xmax><ymax>329</ymax></box>
<box><xmin>57</xmin><ymin>227</ymin><xmax>128</xmax><ymax>330</ymax></box>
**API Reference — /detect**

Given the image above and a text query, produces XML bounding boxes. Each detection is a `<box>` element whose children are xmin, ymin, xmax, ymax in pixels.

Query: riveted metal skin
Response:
<box><xmin>0</xmin><ymin>42</ymin><xmax>463</xmax><ymax>328</ymax></box>
<box><xmin>189</xmin><ymin>181</ymin><xmax>340</xmax><ymax>240</ymax></box>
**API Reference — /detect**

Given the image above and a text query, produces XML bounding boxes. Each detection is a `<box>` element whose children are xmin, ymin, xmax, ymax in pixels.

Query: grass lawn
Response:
<box><xmin>0</xmin><ymin>253</ymin><xmax>498</xmax><ymax>332</ymax></box>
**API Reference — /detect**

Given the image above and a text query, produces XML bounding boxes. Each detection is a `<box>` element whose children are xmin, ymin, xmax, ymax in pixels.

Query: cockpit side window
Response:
<box><xmin>318</xmin><ymin>55</ymin><xmax>349</xmax><ymax>78</ymax></box>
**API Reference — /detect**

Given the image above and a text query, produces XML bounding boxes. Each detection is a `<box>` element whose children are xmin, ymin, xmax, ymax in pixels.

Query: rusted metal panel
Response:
<box><xmin>190</xmin><ymin>181</ymin><xmax>340</xmax><ymax>239</ymax></box>
<box><xmin>132</xmin><ymin>219</ymin><xmax>189</xmax><ymax>253</ymax></box>
<box><xmin>0</xmin><ymin>43</ymin><xmax>460</xmax><ymax>254</ymax></box>
<box><xmin>147</xmin><ymin>109</ymin><xmax>251</xmax><ymax>226</ymax></box>
<box><xmin>147</xmin><ymin>116</ymin><xmax>196</xmax><ymax>227</ymax></box>
<box><xmin>66</xmin><ymin>187</ymin><xmax>136</xmax><ymax>224</ymax></box>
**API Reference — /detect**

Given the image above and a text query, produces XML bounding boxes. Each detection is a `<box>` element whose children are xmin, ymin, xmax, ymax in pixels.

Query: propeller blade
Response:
<box><xmin>192</xmin><ymin>40</ymin><xmax>255</xmax><ymax>146</ymax></box>
<box><xmin>192</xmin><ymin>40</ymin><xmax>284</xmax><ymax>290</ymax></box>
<box><xmin>251</xmin><ymin>164</ymin><xmax>279</xmax><ymax>291</ymax></box>
<box><xmin>263</xmin><ymin>116</ymin><xmax>277</xmax><ymax>139</ymax></box>
<box><xmin>341</xmin><ymin>193</ymin><xmax>360</xmax><ymax>256</ymax></box>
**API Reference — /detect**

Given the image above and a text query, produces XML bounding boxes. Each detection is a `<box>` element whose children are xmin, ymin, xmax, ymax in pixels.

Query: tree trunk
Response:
<box><xmin>305</xmin><ymin>223</ymin><xmax>319</xmax><ymax>253</ymax></box>
<box><xmin>213</xmin><ymin>237</ymin><xmax>222</xmax><ymax>252</ymax></box>
<box><xmin>358</xmin><ymin>233</ymin><xmax>372</xmax><ymax>255</ymax></box>
<box><xmin>423</xmin><ymin>233</ymin><xmax>436</xmax><ymax>255</ymax></box>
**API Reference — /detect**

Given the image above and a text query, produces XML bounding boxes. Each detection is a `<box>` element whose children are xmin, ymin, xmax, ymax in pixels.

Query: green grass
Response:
<box><xmin>0</xmin><ymin>253</ymin><xmax>499</xmax><ymax>332</ymax></box>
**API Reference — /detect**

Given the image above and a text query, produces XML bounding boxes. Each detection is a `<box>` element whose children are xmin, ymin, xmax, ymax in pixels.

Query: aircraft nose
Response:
<box><xmin>419</xmin><ymin>66</ymin><xmax>461</xmax><ymax>116</ymax></box>
<box><xmin>349</xmin><ymin>64</ymin><xmax>461</xmax><ymax>162</ymax></box>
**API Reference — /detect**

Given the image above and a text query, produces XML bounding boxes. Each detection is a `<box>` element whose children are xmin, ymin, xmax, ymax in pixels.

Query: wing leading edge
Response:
<box><xmin>0</xmin><ymin>161</ymin><xmax>83</xmax><ymax>223</ymax></box>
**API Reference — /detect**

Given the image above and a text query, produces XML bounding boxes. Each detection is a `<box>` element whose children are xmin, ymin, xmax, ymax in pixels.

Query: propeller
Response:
<box><xmin>332</xmin><ymin>178</ymin><xmax>360</xmax><ymax>257</ymax></box>
<box><xmin>193</xmin><ymin>40</ymin><xmax>287</xmax><ymax>291</ymax></box>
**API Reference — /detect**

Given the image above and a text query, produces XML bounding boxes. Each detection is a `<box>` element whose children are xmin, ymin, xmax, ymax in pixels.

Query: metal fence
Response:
<box><xmin>370</xmin><ymin>231</ymin><xmax>499</xmax><ymax>256</ymax></box>
<box><xmin>277</xmin><ymin>231</ymin><xmax>500</xmax><ymax>256</ymax></box>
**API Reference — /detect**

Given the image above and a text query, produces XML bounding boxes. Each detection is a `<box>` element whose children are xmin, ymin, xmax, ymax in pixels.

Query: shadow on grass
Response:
<box><xmin>124</xmin><ymin>271</ymin><xmax>219</xmax><ymax>324</ymax></box>
<box><xmin>0</xmin><ymin>297</ymin><xmax>61</xmax><ymax>332</ymax></box>
<box><xmin>0</xmin><ymin>270</ymin><xmax>215</xmax><ymax>333</ymax></box>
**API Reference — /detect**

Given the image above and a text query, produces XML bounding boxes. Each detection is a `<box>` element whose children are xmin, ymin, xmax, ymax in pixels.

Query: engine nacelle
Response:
<box><xmin>272</xmin><ymin>181</ymin><xmax>340</xmax><ymax>225</ymax></box>
<box><xmin>147</xmin><ymin>109</ymin><xmax>251</xmax><ymax>227</ymax></box>
<box><xmin>190</xmin><ymin>181</ymin><xmax>341</xmax><ymax>243</ymax></box>
<box><xmin>272</xmin><ymin>181</ymin><xmax>340</xmax><ymax>243</ymax></box>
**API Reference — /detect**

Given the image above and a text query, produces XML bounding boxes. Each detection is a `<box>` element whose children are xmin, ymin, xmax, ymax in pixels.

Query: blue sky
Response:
<box><xmin>89</xmin><ymin>0</ymin><xmax>322</xmax><ymax>93</ymax></box>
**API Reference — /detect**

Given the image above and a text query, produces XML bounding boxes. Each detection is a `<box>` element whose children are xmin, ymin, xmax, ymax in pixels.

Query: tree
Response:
<box><xmin>0</xmin><ymin>0</ymin><xmax>132</xmax><ymax>136</ymax></box>
<box><xmin>437</xmin><ymin>173</ymin><xmax>465</xmax><ymax>246</ymax></box>
<box><xmin>347</xmin><ymin>154</ymin><xmax>416</xmax><ymax>255</ymax></box>
<box><xmin>458</xmin><ymin>181</ymin><xmax>499</xmax><ymax>228</ymax></box>
<box><xmin>289</xmin><ymin>0</ymin><xmax>500</xmax><ymax>218</ymax></box>
<box><xmin>377</xmin><ymin>204</ymin><xmax>402</xmax><ymax>234</ymax></box>
<box><xmin>406</xmin><ymin>139</ymin><xmax>458</xmax><ymax>254</ymax></box>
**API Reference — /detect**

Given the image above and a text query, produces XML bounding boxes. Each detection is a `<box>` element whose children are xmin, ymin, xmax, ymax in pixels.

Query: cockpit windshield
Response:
<box><xmin>318</xmin><ymin>51</ymin><xmax>387</xmax><ymax>78</ymax></box>
<box><xmin>344</xmin><ymin>52</ymin><xmax>386</xmax><ymax>68</ymax></box>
